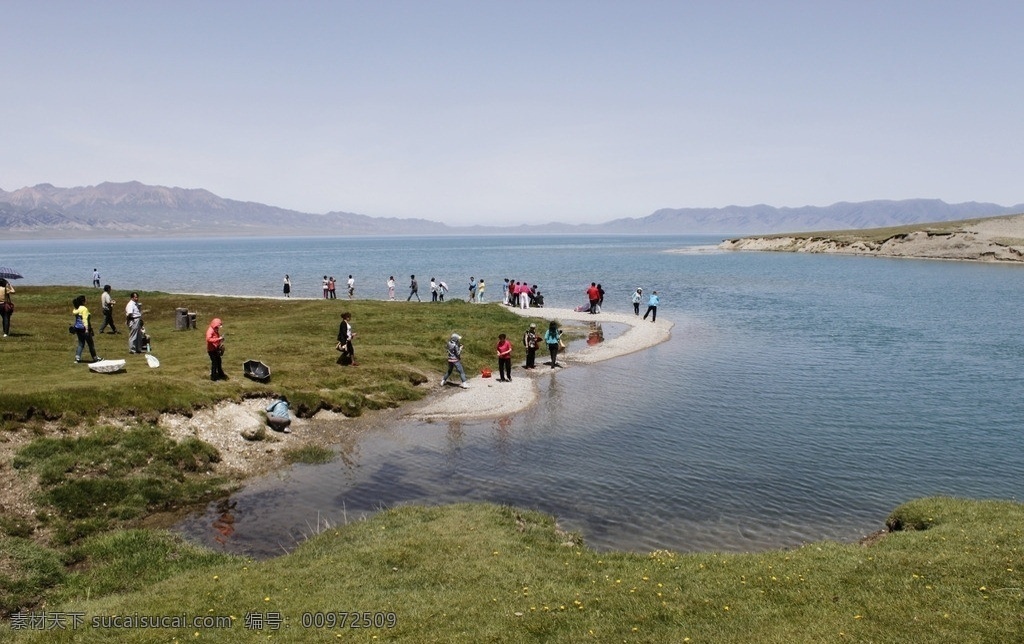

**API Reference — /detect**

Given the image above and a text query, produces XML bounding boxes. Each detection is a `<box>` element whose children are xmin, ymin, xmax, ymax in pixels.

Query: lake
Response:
<box><xmin>4</xmin><ymin>234</ymin><xmax>1023</xmax><ymax>556</ymax></box>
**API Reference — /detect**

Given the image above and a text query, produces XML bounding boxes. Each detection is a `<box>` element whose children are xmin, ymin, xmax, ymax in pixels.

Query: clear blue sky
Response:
<box><xmin>3</xmin><ymin>1</ymin><xmax>1022</xmax><ymax>225</ymax></box>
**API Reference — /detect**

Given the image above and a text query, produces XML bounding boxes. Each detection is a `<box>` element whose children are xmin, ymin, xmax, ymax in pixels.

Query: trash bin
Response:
<box><xmin>175</xmin><ymin>308</ymin><xmax>189</xmax><ymax>331</ymax></box>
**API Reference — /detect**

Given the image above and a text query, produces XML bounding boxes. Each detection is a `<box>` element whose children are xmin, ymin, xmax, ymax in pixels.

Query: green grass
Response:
<box><xmin>281</xmin><ymin>445</ymin><xmax>335</xmax><ymax>465</ymax></box>
<box><xmin>1</xmin><ymin>288</ymin><xmax>1021</xmax><ymax>641</ymax></box>
<box><xmin>3</xmin><ymin>498</ymin><xmax>1022</xmax><ymax>643</ymax></box>
<box><xmin>0</xmin><ymin>287</ymin><xmax>549</xmax><ymax>422</ymax></box>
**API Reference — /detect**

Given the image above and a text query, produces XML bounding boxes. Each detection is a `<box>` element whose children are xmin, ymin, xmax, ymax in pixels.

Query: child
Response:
<box><xmin>496</xmin><ymin>333</ymin><xmax>513</xmax><ymax>381</ymax></box>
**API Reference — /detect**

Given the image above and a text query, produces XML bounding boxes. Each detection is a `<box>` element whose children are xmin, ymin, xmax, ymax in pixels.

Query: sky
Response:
<box><xmin>3</xmin><ymin>1</ymin><xmax>1023</xmax><ymax>226</ymax></box>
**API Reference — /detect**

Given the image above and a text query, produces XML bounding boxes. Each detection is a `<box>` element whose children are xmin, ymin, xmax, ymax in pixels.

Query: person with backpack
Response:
<box><xmin>522</xmin><ymin>323</ymin><xmax>539</xmax><ymax>369</ymax></box>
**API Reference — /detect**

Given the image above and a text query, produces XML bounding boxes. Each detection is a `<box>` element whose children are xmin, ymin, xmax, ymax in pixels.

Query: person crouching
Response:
<box><xmin>265</xmin><ymin>395</ymin><xmax>291</xmax><ymax>433</ymax></box>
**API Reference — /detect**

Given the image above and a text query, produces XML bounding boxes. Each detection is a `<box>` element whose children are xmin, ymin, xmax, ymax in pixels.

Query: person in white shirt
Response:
<box><xmin>125</xmin><ymin>292</ymin><xmax>144</xmax><ymax>353</ymax></box>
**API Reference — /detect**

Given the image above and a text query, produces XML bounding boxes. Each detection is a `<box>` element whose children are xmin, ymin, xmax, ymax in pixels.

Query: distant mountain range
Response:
<box><xmin>1</xmin><ymin>181</ymin><xmax>1022</xmax><ymax>238</ymax></box>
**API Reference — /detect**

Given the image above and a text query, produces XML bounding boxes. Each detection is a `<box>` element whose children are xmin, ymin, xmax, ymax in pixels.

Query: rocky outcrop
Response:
<box><xmin>718</xmin><ymin>215</ymin><xmax>1024</xmax><ymax>263</ymax></box>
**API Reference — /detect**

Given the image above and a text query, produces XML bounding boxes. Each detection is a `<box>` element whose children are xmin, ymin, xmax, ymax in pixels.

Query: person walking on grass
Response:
<box><xmin>496</xmin><ymin>333</ymin><xmax>513</xmax><ymax>381</ymax></box>
<box><xmin>441</xmin><ymin>333</ymin><xmax>469</xmax><ymax>388</ymax></box>
<box><xmin>0</xmin><ymin>277</ymin><xmax>15</xmax><ymax>337</ymax></box>
<box><xmin>206</xmin><ymin>318</ymin><xmax>227</xmax><ymax>381</ymax></box>
<box><xmin>336</xmin><ymin>311</ymin><xmax>358</xmax><ymax>366</ymax></box>
<box><xmin>98</xmin><ymin>285</ymin><xmax>117</xmax><ymax>334</ymax></box>
<box><xmin>643</xmin><ymin>290</ymin><xmax>660</xmax><ymax>322</ymax></box>
<box><xmin>71</xmin><ymin>294</ymin><xmax>101</xmax><ymax>363</ymax></box>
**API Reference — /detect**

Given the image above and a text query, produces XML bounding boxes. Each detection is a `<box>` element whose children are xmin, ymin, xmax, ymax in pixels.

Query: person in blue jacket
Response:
<box><xmin>643</xmin><ymin>290</ymin><xmax>660</xmax><ymax>322</ymax></box>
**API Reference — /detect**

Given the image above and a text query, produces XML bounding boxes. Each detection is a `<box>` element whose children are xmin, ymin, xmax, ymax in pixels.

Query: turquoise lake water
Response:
<box><xmin>3</xmin><ymin>235</ymin><xmax>1023</xmax><ymax>556</ymax></box>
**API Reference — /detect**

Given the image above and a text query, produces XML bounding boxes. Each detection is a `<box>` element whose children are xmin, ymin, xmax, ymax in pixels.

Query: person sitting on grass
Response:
<box><xmin>265</xmin><ymin>395</ymin><xmax>292</xmax><ymax>433</ymax></box>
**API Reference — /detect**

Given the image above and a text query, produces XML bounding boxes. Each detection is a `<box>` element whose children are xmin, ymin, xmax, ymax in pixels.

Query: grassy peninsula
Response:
<box><xmin>1</xmin><ymin>289</ymin><xmax>1021</xmax><ymax>642</ymax></box>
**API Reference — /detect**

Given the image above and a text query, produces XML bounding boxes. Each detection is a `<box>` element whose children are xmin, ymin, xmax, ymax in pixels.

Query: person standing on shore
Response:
<box><xmin>71</xmin><ymin>294</ymin><xmax>101</xmax><ymax>363</ymax></box>
<box><xmin>408</xmin><ymin>275</ymin><xmax>421</xmax><ymax>302</ymax></box>
<box><xmin>387</xmin><ymin>276</ymin><xmax>396</xmax><ymax>301</ymax></box>
<box><xmin>586</xmin><ymin>283</ymin><xmax>600</xmax><ymax>314</ymax></box>
<box><xmin>522</xmin><ymin>323</ymin><xmax>538</xmax><ymax>369</ymax></box>
<box><xmin>92</xmin><ymin>268</ymin><xmax>100</xmax><ymax>288</ymax></box>
<box><xmin>98</xmin><ymin>285</ymin><xmax>117</xmax><ymax>334</ymax></box>
<box><xmin>468</xmin><ymin>276</ymin><xmax>477</xmax><ymax>303</ymax></box>
<box><xmin>643</xmin><ymin>290</ymin><xmax>660</xmax><ymax>322</ymax></box>
<box><xmin>496</xmin><ymin>333</ymin><xmax>513</xmax><ymax>381</ymax></box>
<box><xmin>441</xmin><ymin>333</ymin><xmax>469</xmax><ymax>388</ymax></box>
<box><xmin>328</xmin><ymin>276</ymin><xmax>337</xmax><ymax>299</ymax></box>
<box><xmin>205</xmin><ymin>318</ymin><xmax>227</xmax><ymax>381</ymax></box>
<box><xmin>283</xmin><ymin>275</ymin><xmax>291</xmax><ymax>298</ymax></box>
<box><xmin>322</xmin><ymin>276</ymin><xmax>329</xmax><ymax>299</ymax></box>
<box><xmin>125</xmin><ymin>292</ymin><xmax>144</xmax><ymax>354</ymax></box>
<box><xmin>632</xmin><ymin>287</ymin><xmax>643</xmax><ymax>316</ymax></box>
<box><xmin>544</xmin><ymin>321</ymin><xmax>563</xmax><ymax>368</ymax></box>
<box><xmin>347</xmin><ymin>275</ymin><xmax>355</xmax><ymax>299</ymax></box>
<box><xmin>477</xmin><ymin>278</ymin><xmax>486</xmax><ymax>303</ymax></box>
<box><xmin>430</xmin><ymin>277</ymin><xmax>438</xmax><ymax>302</ymax></box>
<box><xmin>0</xmin><ymin>278</ymin><xmax>15</xmax><ymax>337</ymax></box>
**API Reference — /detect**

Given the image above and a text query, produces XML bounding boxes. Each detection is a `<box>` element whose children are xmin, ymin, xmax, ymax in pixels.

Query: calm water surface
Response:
<box><xmin>3</xmin><ymin>235</ymin><xmax>1022</xmax><ymax>556</ymax></box>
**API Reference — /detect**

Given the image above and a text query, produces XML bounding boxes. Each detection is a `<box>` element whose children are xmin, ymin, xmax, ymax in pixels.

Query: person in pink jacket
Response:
<box><xmin>496</xmin><ymin>333</ymin><xmax>513</xmax><ymax>381</ymax></box>
<box><xmin>206</xmin><ymin>318</ymin><xmax>227</xmax><ymax>381</ymax></box>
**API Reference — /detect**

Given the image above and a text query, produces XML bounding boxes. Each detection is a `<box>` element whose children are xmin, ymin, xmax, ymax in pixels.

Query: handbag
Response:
<box><xmin>335</xmin><ymin>342</ymin><xmax>345</xmax><ymax>352</ymax></box>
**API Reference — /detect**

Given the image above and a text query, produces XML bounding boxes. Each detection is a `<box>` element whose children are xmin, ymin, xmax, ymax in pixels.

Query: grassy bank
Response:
<box><xmin>0</xmin><ymin>287</ymin><xmax>547</xmax><ymax>615</ymax></box>
<box><xmin>4</xmin><ymin>498</ymin><xmax>1023</xmax><ymax>642</ymax></box>
<box><xmin>1</xmin><ymin>289</ymin><xmax>1021</xmax><ymax>641</ymax></box>
<box><xmin>0</xmin><ymin>286</ymin><xmax>546</xmax><ymax>422</ymax></box>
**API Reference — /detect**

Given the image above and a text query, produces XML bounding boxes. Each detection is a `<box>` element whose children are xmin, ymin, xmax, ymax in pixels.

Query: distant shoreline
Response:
<box><xmin>717</xmin><ymin>213</ymin><xmax>1024</xmax><ymax>263</ymax></box>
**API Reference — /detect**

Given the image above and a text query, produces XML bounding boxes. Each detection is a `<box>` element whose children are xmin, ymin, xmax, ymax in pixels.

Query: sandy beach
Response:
<box><xmin>151</xmin><ymin>306</ymin><xmax>672</xmax><ymax>480</ymax></box>
<box><xmin>410</xmin><ymin>307</ymin><xmax>672</xmax><ymax>420</ymax></box>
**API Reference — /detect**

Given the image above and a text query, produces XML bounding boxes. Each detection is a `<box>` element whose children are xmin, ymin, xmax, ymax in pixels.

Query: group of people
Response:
<box><xmin>632</xmin><ymin>287</ymin><xmax>660</xmax><ymax>322</ymax></box>
<box><xmin>441</xmin><ymin>320</ymin><xmax>565</xmax><ymax>388</ymax></box>
<box><xmin>69</xmin><ymin>289</ymin><xmax>148</xmax><ymax>363</ymax></box>
<box><xmin>503</xmin><ymin>279</ymin><xmax>543</xmax><ymax>308</ymax></box>
<box><xmin>317</xmin><ymin>275</ymin><xmax>356</xmax><ymax>299</ymax></box>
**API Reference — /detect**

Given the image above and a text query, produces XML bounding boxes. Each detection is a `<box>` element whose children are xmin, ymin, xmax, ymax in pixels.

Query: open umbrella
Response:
<box><xmin>0</xmin><ymin>267</ymin><xmax>23</xmax><ymax>280</ymax></box>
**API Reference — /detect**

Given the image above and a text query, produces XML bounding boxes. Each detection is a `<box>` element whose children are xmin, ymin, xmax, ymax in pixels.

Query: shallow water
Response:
<box><xmin>4</xmin><ymin>234</ymin><xmax>1023</xmax><ymax>556</ymax></box>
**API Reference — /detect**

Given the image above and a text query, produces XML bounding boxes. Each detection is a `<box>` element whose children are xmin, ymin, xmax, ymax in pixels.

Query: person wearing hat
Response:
<box><xmin>522</xmin><ymin>322</ymin><xmax>539</xmax><ymax>369</ymax></box>
<box><xmin>632</xmin><ymin>287</ymin><xmax>644</xmax><ymax>316</ymax></box>
<box><xmin>441</xmin><ymin>332</ymin><xmax>469</xmax><ymax>388</ymax></box>
<box><xmin>206</xmin><ymin>317</ymin><xmax>228</xmax><ymax>381</ymax></box>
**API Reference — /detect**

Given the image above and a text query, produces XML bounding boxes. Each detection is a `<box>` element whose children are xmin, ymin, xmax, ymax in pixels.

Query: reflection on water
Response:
<box><xmin>586</xmin><ymin>322</ymin><xmax>604</xmax><ymax>345</ymax></box>
<box><xmin>211</xmin><ymin>499</ymin><xmax>237</xmax><ymax>546</ymax></box>
<box><xmin>173</xmin><ymin>248</ymin><xmax>1024</xmax><ymax>560</ymax></box>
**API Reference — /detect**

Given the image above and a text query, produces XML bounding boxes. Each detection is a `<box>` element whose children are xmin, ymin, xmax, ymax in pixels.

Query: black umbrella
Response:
<box><xmin>0</xmin><ymin>267</ymin><xmax>23</xmax><ymax>280</ymax></box>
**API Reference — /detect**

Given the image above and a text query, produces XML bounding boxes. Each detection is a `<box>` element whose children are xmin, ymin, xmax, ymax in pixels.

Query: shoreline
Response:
<box><xmin>716</xmin><ymin>213</ymin><xmax>1024</xmax><ymax>262</ymax></box>
<box><xmin>156</xmin><ymin>306</ymin><xmax>672</xmax><ymax>479</ymax></box>
<box><xmin>409</xmin><ymin>307</ymin><xmax>673</xmax><ymax>421</ymax></box>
